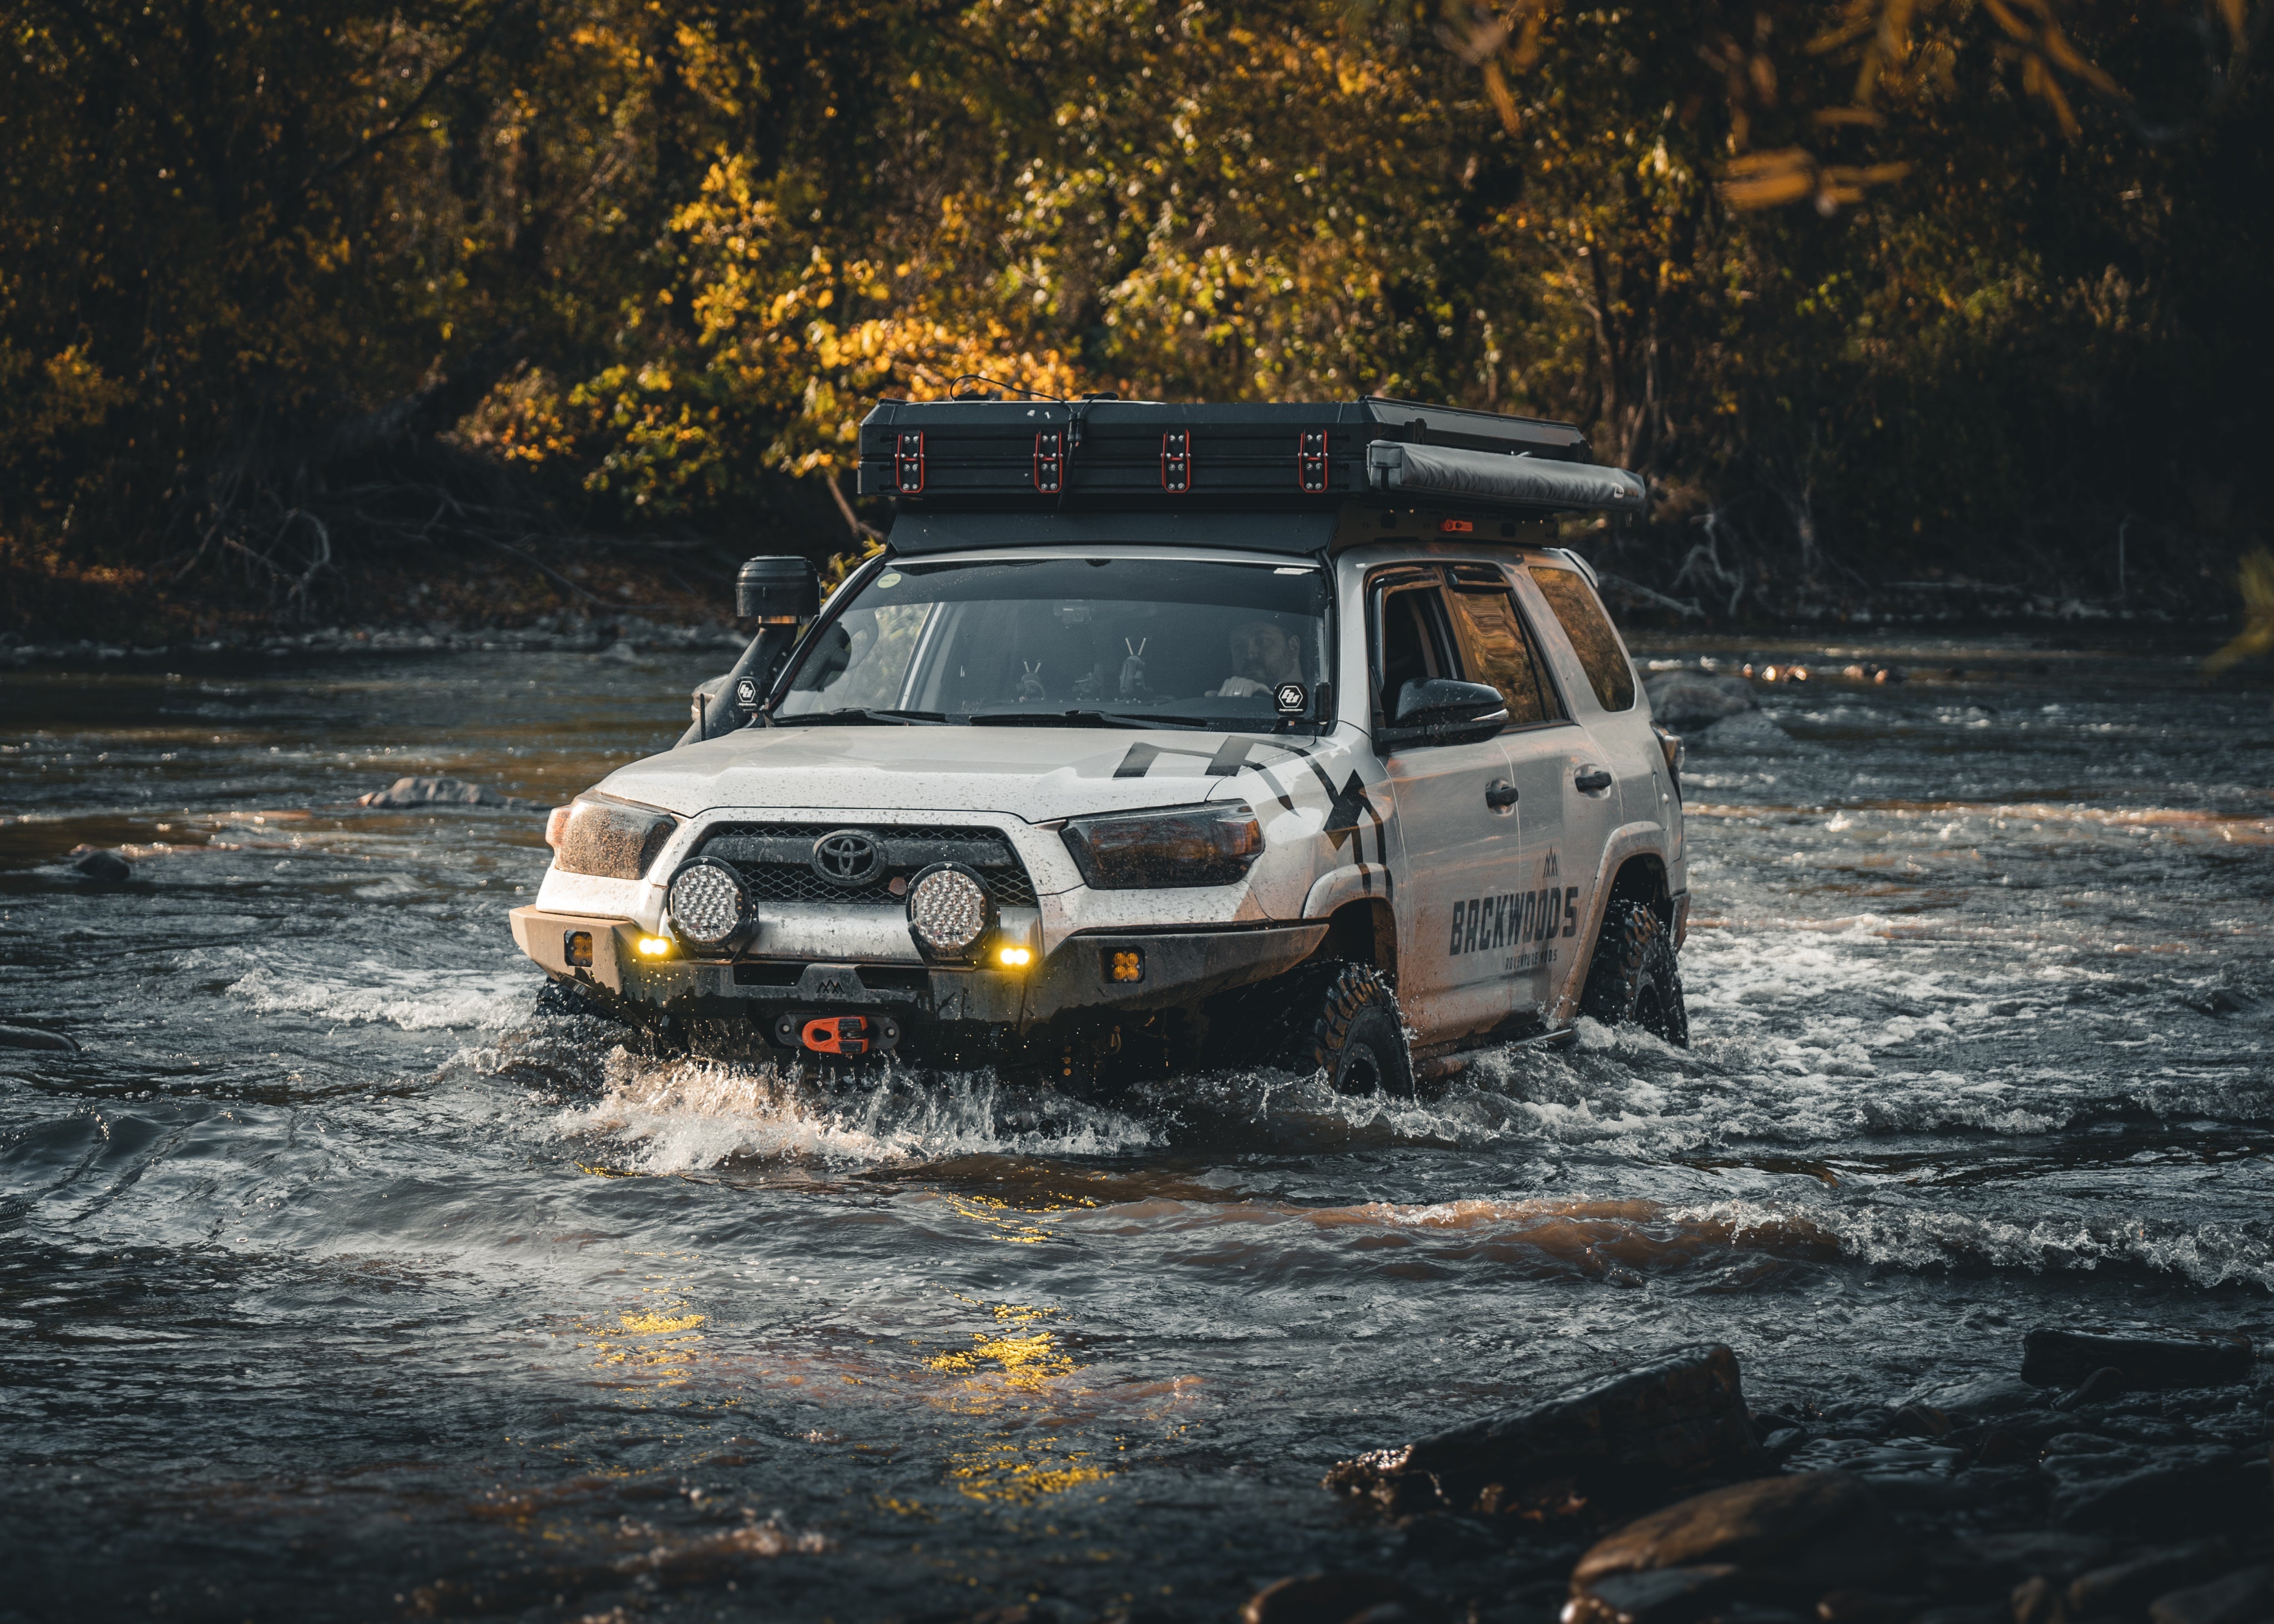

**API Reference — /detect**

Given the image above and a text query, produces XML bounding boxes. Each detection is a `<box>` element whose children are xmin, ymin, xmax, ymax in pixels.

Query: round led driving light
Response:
<box><xmin>904</xmin><ymin>863</ymin><xmax>994</xmax><ymax>959</ymax></box>
<box><xmin>666</xmin><ymin>858</ymin><xmax>746</xmax><ymax>949</ymax></box>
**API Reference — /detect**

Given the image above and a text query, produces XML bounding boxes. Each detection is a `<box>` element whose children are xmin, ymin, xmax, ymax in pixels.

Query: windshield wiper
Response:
<box><xmin>965</xmin><ymin>709</ymin><xmax>1220</xmax><ymax>730</ymax></box>
<box><xmin>770</xmin><ymin>707</ymin><xmax>948</xmax><ymax>726</ymax></box>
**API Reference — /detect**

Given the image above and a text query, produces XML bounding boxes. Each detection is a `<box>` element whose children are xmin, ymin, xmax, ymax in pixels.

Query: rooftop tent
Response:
<box><xmin>855</xmin><ymin>396</ymin><xmax>1644</xmax><ymax>520</ymax></box>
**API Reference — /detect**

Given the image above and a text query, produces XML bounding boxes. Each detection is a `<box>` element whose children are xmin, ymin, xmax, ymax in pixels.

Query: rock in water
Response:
<box><xmin>2020</xmin><ymin>1328</ymin><xmax>2253</xmax><ymax>1390</ymax></box>
<box><xmin>357</xmin><ymin>776</ymin><xmax>541</xmax><ymax>810</ymax></box>
<box><xmin>0</xmin><ymin>1023</ymin><xmax>81</xmax><ymax>1052</ymax></box>
<box><xmin>1689</xmin><ymin>709</ymin><xmax>1793</xmax><ymax>751</ymax></box>
<box><xmin>1321</xmin><ymin>1343</ymin><xmax>1757</xmax><ymax>1517</ymax></box>
<box><xmin>2149</xmin><ymin>1565</ymin><xmax>2274</xmax><ymax>1624</ymax></box>
<box><xmin>2049</xmin><ymin>1444</ymin><xmax>2244</xmax><ymax>1532</ymax></box>
<box><xmin>1643</xmin><ymin>673</ymin><xmax>1754</xmax><ymax>731</ymax></box>
<box><xmin>2065</xmin><ymin>1542</ymin><xmax>2236</xmax><ymax>1618</ymax></box>
<box><xmin>1906</xmin><ymin>1374</ymin><xmax>2041</xmax><ymax>1421</ymax></box>
<box><xmin>1565</xmin><ymin>1473</ymin><xmax>1908</xmax><ymax>1623</ymax></box>
<box><xmin>1240</xmin><ymin>1574</ymin><xmax>1438</xmax><ymax>1624</ymax></box>
<box><xmin>70</xmin><ymin>848</ymin><xmax>132</xmax><ymax>883</ymax></box>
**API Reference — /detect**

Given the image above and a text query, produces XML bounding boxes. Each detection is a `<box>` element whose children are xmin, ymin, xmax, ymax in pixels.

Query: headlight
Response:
<box><xmin>666</xmin><ymin>858</ymin><xmax>747</xmax><ymax>948</ymax></box>
<box><xmin>905</xmin><ymin>863</ymin><xmax>995</xmax><ymax>962</ymax></box>
<box><xmin>549</xmin><ymin>795</ymin><xmax>679</xmax><ymax>880</ymax></box>
<box><xmin>1060</xmin><ymin>803</ymin><xmax>1263</xmax><ymax>889</ymax></box>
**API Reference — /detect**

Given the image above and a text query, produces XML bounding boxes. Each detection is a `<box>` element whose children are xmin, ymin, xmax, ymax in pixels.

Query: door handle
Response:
<box><xmin>1574</xmin><ymin>768</ymin><xmax>1614</xmax><ymax>794</ymax></box>
<box><xmin>1484</xmin><ymin>780</ymin><xmax>1519</xmax><ymax>810</ymax></box>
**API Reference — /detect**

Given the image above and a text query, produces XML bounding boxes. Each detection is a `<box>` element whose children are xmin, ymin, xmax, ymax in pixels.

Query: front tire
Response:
<box><xmin>1272</xmin><ymin>961</ymin><xmax>1415</xmax><ymax>1096</ymax></box>
<box><xmin>1579</xmin><ymin>899</ymin><xmax>1690</xmax><ymax>1046</ymax></box>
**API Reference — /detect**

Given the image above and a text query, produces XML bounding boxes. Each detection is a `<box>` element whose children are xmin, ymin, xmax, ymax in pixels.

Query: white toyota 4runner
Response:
<box><xmin>511</xmin><ymin>398</ymin><xmax>1688</xmax><ymax>1092</ymax></box>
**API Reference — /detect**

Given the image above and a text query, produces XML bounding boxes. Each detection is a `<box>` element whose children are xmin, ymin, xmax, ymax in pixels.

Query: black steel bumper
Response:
<box><xmin>514</xmin><ymin>906</ymin><xmax>1326</xmax><ymax>1032</ymax></box>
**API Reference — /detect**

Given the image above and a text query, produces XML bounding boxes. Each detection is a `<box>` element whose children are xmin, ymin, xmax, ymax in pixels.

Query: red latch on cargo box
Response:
<box><xmin>1298</xmin><ymin>430</ymin><xmax>1330</xmax><ymax>493</ymax></box>
<box><xmin>1034</xmin><ymin>429</ymin><xmax>1065</xmax><ymax>493</ymax></box>
<box><xmin>894</xmin><ymin>432</ymin><xmax>925</xmax><ymax>494</ymax></box>
<box><xmin>800</xmin><ymin>1015</ymin><xmax>870</xmax><ymax>1056</ymax></box>
<box><xmin>1161</xmin><ymin>431</ymin><xmax>1191</xmax><ymax>493</ymax></box>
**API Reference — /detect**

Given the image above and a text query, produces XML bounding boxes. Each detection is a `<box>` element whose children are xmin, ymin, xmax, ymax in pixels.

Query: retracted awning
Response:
<box><xmin>1365</xmin><ymin>441</ymin><xmax>1646</xmax><ymax>515</ymax></box>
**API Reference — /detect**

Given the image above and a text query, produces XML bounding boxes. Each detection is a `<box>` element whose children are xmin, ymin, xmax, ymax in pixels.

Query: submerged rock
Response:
<box><xmin>2149</xmin><ymin>1565</ymin><xmax>2274</xmax><ymax>1624</ymax></box>
<box><xmin>2048</xmin><ymin>1444</ymin><xmax>2245</xmax><ymax>1531</ymax></box>
<box><xmin>2021</xmin><ymin>1328</ymin><xmax>2253</xmax><ymax>1390</ymax></box>
<box><xmin>1644</xmin><ymin>672</ymin><xmax>1755</xmax><ymax>731</ymax></box>
<box><xmin>69</xmin><ymin>847</ymin><xmax>132</xmax><ymax>883</ymax></box>
<box><xmin>2051</xmin><ymin>1365</ymin><xmax>2128</xmax><ymax>1410</ymax></box>
<box><xmin>1908</xmin><ymin>1374</ymin><xmax>2042</xmax><ymax>1421</ymax></box>
<box><xmin>1322</xmin><ymin>1344</ymin><xmax>1757</xmax><ymax>1519</ymax></box>
<box><xmin>0</xmin><ymin>1023</ymin><xmax>81</xmax><ymax>1053</ymax></box>
<box><xmin>356</xmin><ymin>775</ymin><xmax>544</xmax><ymax>810</ymax></box>
<box><xmin>1687</xmin><ymin>710</ymin><xmax>1794</xmax><ymax>752</ymax></box>
<box><xmin>1239</xmin><ymin>1573</ymin><xmax>1438</xmax><ymax>1624</ymax></box>
<box><xmin>1565</xmin><ymin>1473</ymin><xmax>1907</xmax><ymax>1623</ymax></box>
<box><xmin>2063</xmin><ymin>1541</ymin><xmax>2236</xmax><ymax>1618</ymax></box>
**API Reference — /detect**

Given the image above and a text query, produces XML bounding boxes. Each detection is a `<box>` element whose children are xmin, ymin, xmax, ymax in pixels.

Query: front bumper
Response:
<box><xmin>509</xmin><ymin>905</ymin><xmax>1324</xmax><ymax>1031</ymax></box>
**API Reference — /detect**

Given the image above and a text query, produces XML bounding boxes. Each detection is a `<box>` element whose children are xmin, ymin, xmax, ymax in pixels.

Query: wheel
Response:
<box><xmin>1579</xmin><ymin>899</ymin><xmax>1690</xmax><ymax>1046</ymax></box>
<box><xmin>1270</xmin><ymin>961</ymin><xmax>1416</xmax><ymax>1096</ymax></box>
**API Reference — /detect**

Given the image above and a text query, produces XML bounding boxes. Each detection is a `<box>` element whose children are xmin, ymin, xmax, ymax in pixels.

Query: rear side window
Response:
<box><xmin>1528</xmin><ymin>564</ymin><xmax>1636</xmax><ymax>712</ymax></box>
<box><xmin>1443</xmin><ymin>569</ymin><xmax>1560</xmax><ymax>726</ymax></box>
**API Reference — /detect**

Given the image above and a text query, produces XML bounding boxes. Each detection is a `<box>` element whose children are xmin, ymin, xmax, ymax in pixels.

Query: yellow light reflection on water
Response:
<box><xmin>923</xmin><ymin>1303</ymin><xmax>1113</xmax><ymax>1504</ymax></box>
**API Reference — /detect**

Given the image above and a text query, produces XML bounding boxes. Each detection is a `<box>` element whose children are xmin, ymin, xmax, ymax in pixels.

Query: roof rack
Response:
<box><xmin>855</xmin><ymin>397</ymin><xmax>1644</xmax><ymax>518</ymax></box>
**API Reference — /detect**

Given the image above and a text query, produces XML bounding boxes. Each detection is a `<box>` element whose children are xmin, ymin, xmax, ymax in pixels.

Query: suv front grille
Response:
<box><xmin>690</xmin><ymin>823</ymin><xmax>1039</xmax><ymax>909</ymax></box>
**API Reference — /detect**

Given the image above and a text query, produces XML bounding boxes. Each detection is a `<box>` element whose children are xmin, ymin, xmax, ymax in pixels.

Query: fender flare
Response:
<box><xmin>1300</xmin><ymin>862</ymin><xmax>1397</xmax><ymax>921</ymax></box>
<box><xmin>1544</xmin><ymin>821</ymin><xmax>1673</xmax><ymax>1026</ymax></box>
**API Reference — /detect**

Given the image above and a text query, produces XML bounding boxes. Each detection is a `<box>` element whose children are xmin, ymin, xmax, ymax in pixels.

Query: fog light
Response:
<box><xmin>636</xmin><ymin>934</ymin><xmax>673</xmax><ymax>958</ymax></box>
<box><xmin>997</xmin><ymin>945</ymin><xmax>1032</xmax><ymax>968</ymax></box>
<box><xmin>906</xmin><ymin>863</ymin><xmax>995</xmax><ymax>961</ymax></box>
<box><xmin>564</xmin><ymin>930</ymin><xmax>594</xmax><ymax>968</ymax></box>
<box><xmin>666</xmin><ymin>857</ymin><xmax>747</xmax><ymax>948</ymax></box>
<box><xmin>1104</xmin><ymin>948</ymin><xmax>1144</xmax><ymax>984</ymax></box>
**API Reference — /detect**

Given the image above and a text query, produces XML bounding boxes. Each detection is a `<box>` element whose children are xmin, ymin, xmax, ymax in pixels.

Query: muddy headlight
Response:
<box><xmin>549</xmin><ymin>795</ymin><xmax>679</xmax><ymax>880</ymax></box>
<box><xmin>905</xmin><ymin>863</ymin><xmax>995</xmax><ymax>962</ymax></box>
<box><xmin>1060</xmin><ymin>803</ymin><xmax>1264</xmax><ymax>889</ymax></box>
<box><xmin>666</xmin><ymin>858</ymin><xmax>746</xmax><ymax>949</ymax></box>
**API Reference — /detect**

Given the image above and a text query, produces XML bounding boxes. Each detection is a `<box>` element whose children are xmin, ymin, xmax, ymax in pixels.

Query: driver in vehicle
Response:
<box><xmin>1214</xmin><ymin>616</ymin><xmax>1306</xmax><ymax>697</ymax></box>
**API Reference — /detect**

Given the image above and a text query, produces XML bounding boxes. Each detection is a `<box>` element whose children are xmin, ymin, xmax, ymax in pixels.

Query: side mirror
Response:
<box><xmin>737</xmin><ymin>556</ymin><xmax>819</xmax><ymax>623</ymax></box>
<box><xmin>1382</xmin><ymin>679</ymin><xmax>1509</xmax><ymax>748</ymax></box>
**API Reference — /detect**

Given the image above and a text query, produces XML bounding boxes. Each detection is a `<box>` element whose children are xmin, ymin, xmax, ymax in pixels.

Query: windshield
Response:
<box><xmin>774</xmin><ymin>555</ymin><xmax>1332</xmax><ymax>726</ymax></box>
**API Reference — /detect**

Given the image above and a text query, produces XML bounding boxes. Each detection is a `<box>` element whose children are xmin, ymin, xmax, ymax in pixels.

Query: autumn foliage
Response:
<box><xmin>1</xmin><ymin>0</ymin><xmax>2266</xmax><ymax>632</ymax></box>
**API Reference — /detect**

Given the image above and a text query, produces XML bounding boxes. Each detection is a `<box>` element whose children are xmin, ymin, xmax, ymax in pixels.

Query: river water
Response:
<box><xmin>3</xmin><ymin>636</ymin><xmax>2270</xmax><ymax>1623</ymax></box>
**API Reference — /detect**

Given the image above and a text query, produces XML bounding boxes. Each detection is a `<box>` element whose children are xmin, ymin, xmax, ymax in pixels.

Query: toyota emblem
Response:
<box><xmin>811</xmin><ymin>829</ymin><xmax>887</xmax><ymax>887</ymax></box>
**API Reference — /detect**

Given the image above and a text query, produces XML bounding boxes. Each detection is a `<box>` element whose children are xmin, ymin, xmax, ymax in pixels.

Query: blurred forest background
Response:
<box><xmin>2</xmin><ymin>0</ymin><xmax>2267</xmax><ymax>638</ymax></box>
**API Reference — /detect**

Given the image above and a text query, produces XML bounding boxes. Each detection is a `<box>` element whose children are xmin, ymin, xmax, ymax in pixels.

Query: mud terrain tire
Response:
<box><xmin>1265</xmin><ymin>961</ymin><xmax>1416</xmax><ymax>1096</ymax></box>
<box><xmin>1579</xmin><ymin>899</ymin><xmax>1690</xmax><ymax>1046</ymax></box>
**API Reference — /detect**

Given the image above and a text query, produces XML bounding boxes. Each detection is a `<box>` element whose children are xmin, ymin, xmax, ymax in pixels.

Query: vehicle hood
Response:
<box><xmin>594</xmin><ymin>724</ymin><xmax>1329</xmax><ymax>822</ymax></box>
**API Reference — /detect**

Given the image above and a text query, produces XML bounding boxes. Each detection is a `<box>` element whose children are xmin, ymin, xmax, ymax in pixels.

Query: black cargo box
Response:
<box><xmin>854</xmin><ymin>397</ymin><xmax>1644</xmax><ymax>517</ymax></box>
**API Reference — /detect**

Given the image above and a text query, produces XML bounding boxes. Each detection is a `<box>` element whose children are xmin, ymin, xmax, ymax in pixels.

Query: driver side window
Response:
<box><xmin>1371</xmin><ymin>578</ymin><xmax>1459</xmax><ymax>731</ymax></box>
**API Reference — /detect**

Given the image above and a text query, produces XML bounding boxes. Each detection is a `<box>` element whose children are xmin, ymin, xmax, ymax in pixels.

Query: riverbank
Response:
<box><xmin>1</xmin><ymin>534</ymin><xmax>2242</xmax><ymax>672</ymax></box>
<box><xmin>0</xmin><ymin>610</ymin><xmax>746</xmax><ymax>669</ymax></box>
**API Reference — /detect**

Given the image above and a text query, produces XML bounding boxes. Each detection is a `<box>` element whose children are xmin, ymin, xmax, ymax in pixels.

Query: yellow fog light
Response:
<box><xmin>563</xmin><ymin>930</ymin><xmax>594</xmax><ymax>968</ymax></box>
<box><xmin>997</xmin><ymin>944</ymin><xmax>1032</xmax><ymax>969</ymax></box>
<box><xmin>1104</xmin><ymin>948</ymin><xmax>1144</xmax><ymax>984</ymax></box>
<box><xmin>635</xmin><ymin>934</ymin><xmax>674</xmax><ymax>958</ymax></box>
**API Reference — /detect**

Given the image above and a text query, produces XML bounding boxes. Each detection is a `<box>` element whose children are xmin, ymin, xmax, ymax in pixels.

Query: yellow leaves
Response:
<box><xmin>1718</xmin><ymin>147</ymin><xmax>1911</xmax><ymax>212</ymax></box>
<box><xmin>2204</xmin><ymin>549</ymin><xmax>2274</xmax><ymax>676</ymax></box>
